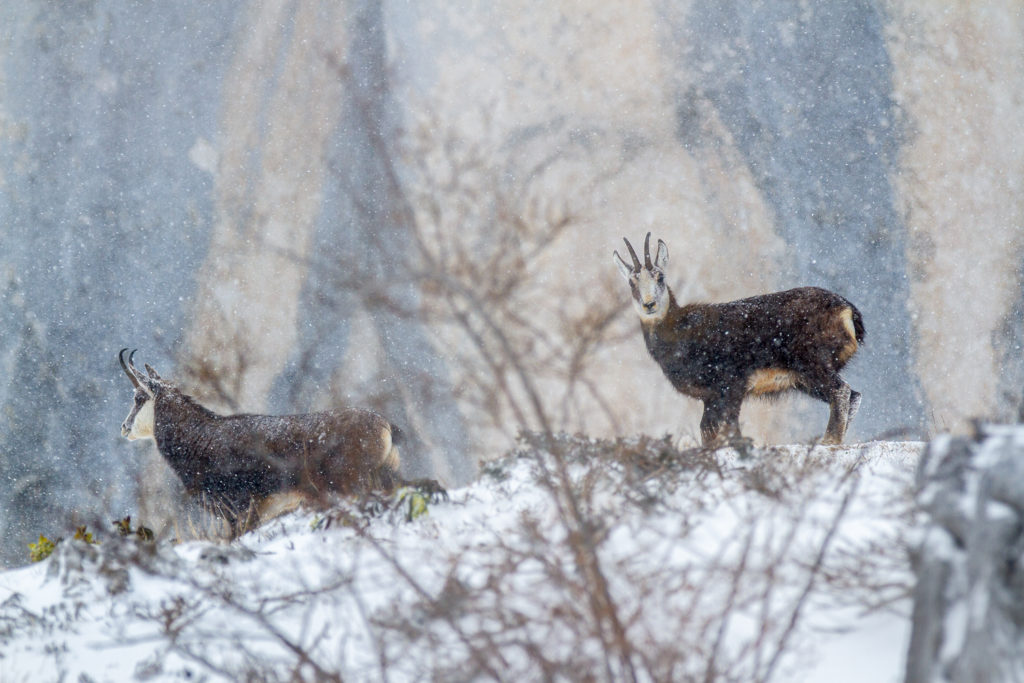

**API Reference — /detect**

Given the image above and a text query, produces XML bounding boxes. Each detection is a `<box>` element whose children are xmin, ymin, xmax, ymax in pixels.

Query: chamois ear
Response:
<box><xmin>613</xmin><ymin>250</ymin><xmax>635</xmax><ymax>281</ymax></box>
<box><xmin>654</xmin><ymin>239</ymin><xmax>669</xmax><ymax>269</ymax></box>
<box><xmin>144</xmin><ymin>364</ymin><xmax>163</xmax><ymax>380</ymax></box>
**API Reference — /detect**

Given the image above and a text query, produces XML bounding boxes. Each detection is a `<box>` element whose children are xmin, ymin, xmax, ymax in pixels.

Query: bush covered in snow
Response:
<box><xmin>0</xmin><ymin>434</ymin><xmax>919</xmax><ymax>682</ymax></box>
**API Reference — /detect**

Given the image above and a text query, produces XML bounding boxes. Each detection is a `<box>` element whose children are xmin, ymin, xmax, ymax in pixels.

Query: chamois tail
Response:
<box><xmin>850</xmin><ymin>305</ymin><xmax>865</xmax><ymax>345</ymax></box>
<box><xmin>381</xmin><ymin>423</ymin><xmax>402</xmax><ymax>472</ymax></box>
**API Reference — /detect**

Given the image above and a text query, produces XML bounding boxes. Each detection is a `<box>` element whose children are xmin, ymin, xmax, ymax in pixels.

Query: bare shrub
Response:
<box><xmin>400</xmin><ymin>107</ymin><xmax>631</xmax><ymax>444</ymax></box>
<box><xmin>53</xmin><ymin>435</ymin><xmax>914</xmax><ymax>683</ymax></box>
<box><xmin>358</xmin><ymin>435</ymin><xmax>896</xmax><ymax>682</ymax></box>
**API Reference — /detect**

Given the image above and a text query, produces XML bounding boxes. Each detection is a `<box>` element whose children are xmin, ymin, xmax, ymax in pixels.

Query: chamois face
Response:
<box><xmin>118</xmin><ymin>348</ymin><xmax>164</xmax><ymax>441</ymax></box>
<box><xmin>122</xmin><ymin>388</ymin><xmax>155</xmax><ymax>440</ymax></box>
<box><xmin>613</xmin><ymin>233</ymin><xmax>670</xmax><ymax>324</ymax></box>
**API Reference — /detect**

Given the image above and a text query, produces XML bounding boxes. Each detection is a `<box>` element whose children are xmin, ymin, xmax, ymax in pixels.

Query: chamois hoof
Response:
<box><xmin>359</xmin><ymin>492</ymin><xmax>391</xmax><ymax>517</ymax></box>
<box><xmin>729</xmin><ymin>436</ymin><xmax>756</xmax><ymax>459</ymax></box>
<box><xmin>703</xmin><ymin>435</ymin><xmax>756</xmax><ymax>458</ymax></box>
<box><xmin>700</xmin><ymin>439</ymin><xmax>730</xmax><ymax>452</ymax></box>
<box><xmin>701</xmin><ymin>434</ymin><xmax>752</xmax><ymax>454</ymax></box>
<box><xmin>406</xmin><ymin>478</ymin><xmax>449</xmax><ymax>504</ymax></box>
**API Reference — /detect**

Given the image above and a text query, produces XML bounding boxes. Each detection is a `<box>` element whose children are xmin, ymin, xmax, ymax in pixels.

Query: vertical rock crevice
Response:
<box><xmin>668</xmin><ymin>1</ymin><xmax>926</xmax><ymax>438</ymax></box>
<box><xmin>267</xmin><ymin>0</ymin><xmax>473</xmax><ymax>483</ymax></box>
<box><xmin>0</xmin><ymin>2</ymin><xmax>241</xmax><ymax>566</ymax></box>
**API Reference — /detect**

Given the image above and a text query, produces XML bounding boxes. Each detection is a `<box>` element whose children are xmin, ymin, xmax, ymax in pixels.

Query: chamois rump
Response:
<box><xmin>613</xmin><ymin>234</ymin><xmax>864</xmax><ymax>447</ymax></box>
<box><xmin>119</xmin><ymin>349</ymin><xmax>442</xmax><ymax>534</ymax></box>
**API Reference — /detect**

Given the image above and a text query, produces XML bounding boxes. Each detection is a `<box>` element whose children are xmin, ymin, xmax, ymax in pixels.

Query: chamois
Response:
<box><xmin>118</xmin><ymin>349</ymin><xmax>442</xmax><ymax>534</ymax></box>
<box><xmin>613</xmin><ymin>234</ymin><xmax>864</xmax><ymax>446</ymax></box>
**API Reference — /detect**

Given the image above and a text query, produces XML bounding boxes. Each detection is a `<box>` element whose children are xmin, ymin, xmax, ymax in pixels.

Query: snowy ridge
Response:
<box><xmin>0</xmin><ymin>435</ymin><xmax>921</xmax><ymax>682</ymax></box>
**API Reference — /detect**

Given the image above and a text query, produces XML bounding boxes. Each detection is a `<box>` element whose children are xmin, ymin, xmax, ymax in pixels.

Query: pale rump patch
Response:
<box><xmin>837</xmin><ymin>307</ymin><xmax>859</xmax><ymax>363</ymax></box>
<box><xmin>381</xmin><ymin>426</ymin><xmax>400</xmax><ymax>470</ymax></box>
<box><xmin>747</xmin><ymin>368</ymin><xmax>799</xmax><ymax>396</ymax></box>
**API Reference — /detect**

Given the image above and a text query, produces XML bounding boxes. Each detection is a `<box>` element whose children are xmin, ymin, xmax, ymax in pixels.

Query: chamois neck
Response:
<box><xmin>157</xmin><ymin>390</ymin><xmax>217</xmax><ymax>419</ymax></box>
<box><xmin>153</xmin><ymin>391</ymin><xmax>218</xmax><ymax>449</ymax></box>
<box><xmin>151</xmin><ymin>390</ymin><xmax>222</xmax><ymax>489</ymax></box>
<box><xmin>666</xmin><ymin>287</ymin><xmax>679</xmax><ymax>311</ymax></box>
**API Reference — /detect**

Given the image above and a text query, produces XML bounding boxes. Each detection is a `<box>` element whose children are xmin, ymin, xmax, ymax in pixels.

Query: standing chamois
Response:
<box><xmin>613</xmin><ymin>234</ymin><xmax>864</xmax><ymax>446</ymax></box>
<box><xmin>119</xmin><ymin>349</ymin><xmax>443</xmax><ymax>534</ymax></box>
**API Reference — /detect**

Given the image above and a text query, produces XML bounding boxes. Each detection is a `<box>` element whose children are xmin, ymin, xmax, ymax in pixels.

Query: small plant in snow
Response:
<box><xmin>308</xmin><ymin>485</ymin><xmax>447</xmax><ymax>532</ymax></box>
<box><xmin>28</xmin><ymin>523</ymin><xmax>105</xmax><ymax>563</ymax></box>
<box><xmin>397</xmin><ymin>487</ymin><xmax>430</xmax><ymax>522</ymax></box>
<box><xmin>28</xmin><ymin>534</ymin><xmax>58</xmax><ymax>563</ymax></box>
<box><xmin>113</xmin><ymin>516</ymin><xmax>155</xmax><ymax>541</ymax></box>
<box><xmin>73</xmin><ymin>526</ymin><xmax>97</xmax><ymax>545</ymax></box>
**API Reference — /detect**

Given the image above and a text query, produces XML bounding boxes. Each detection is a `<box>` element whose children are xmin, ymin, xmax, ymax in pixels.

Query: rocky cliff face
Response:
<box><xmin>669</xmin><ymin>2</ymin><xmax>925</xmax><ymax>437</ymax></box>
<box><xmin>0</xmin><ymin>3</ymin><xmax>244</xmax><ymax>564</ymax></box>
<box><xmin>1</xmin><ymin>1</ymin><xmax>1022</xmax><ymax>567</ymax></box>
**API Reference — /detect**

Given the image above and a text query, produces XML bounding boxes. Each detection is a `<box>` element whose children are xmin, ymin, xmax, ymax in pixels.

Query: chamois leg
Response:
<box><xmin>848</xmin><ymin>390</ymin><xmax>862</xmax><ymax>422</ymax></box>
<box><xmin>371</xmin><ymin>462</ymin><xmax>448</xmax><ymax>503</ymax></box>
<box><xmin>821</xmin><ymin>377</ymin><xmax>853</xmax><ymax>445</ymax></box>
<box><xmin>700</xmin><ymin>393</ymin><xmax>743</xmax><ymax>448</ymax></box>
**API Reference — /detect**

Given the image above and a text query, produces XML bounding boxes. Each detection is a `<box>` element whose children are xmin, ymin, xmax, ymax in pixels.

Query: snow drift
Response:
<box><xmin>0</xmin><ymin>435</ymin><xmax>920</xmax><ymax>682</ymax></box>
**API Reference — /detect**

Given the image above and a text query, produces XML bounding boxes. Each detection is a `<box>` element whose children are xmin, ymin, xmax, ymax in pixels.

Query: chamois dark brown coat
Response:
<box><xmin>614</xmin><ymin>234</ymin><xmax>864</xmax><ymax>446</ymax></box>
<box><xmin>118</xmin><ymin>349</ymin><xmax>428</xmax><ymax>534</ymax></box>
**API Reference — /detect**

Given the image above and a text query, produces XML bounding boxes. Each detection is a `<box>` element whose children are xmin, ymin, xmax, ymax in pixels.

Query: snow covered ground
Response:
<box><xmin>0</xmin><ymin>435</ymin><xmax>922</xmax><ymax>682</ymax></box>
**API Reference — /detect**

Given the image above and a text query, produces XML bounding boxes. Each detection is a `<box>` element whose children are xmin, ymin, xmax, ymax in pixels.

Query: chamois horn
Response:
<box><xmin>119</xmin><ymin>348</ymin><xmax>144</xmax><ymax>391</ymax></box>
<box><xmin>622</xmin><ymin>237</ymin><xmax>641</xmax><ymax>273</ymax></box>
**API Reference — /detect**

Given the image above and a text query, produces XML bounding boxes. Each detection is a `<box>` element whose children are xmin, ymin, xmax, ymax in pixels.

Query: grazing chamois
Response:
<box><xmin>119</xmin><ymin>349</ymin><xmax>443</xmax><ymax>534</ymax></box>
<box><xmin>613</xmin><ymin>234</ymin><xmax>864</xmax><ymax>446</ymax></box>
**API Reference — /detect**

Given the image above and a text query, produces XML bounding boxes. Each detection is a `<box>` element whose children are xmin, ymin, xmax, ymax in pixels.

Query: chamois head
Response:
<box><xmin>119</xmin><ymin>348</ymin><xmax>170</xmax><ymax>441</ymax></box>
<box><xmin>613</xmin><ymin>232</ymin><xmax>670</xmax><ymax>323</ymax></box>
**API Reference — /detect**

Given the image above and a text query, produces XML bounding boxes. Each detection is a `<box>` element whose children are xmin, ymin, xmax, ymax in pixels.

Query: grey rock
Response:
<box><xmin>907</xmin><ymin>426</ymin><xmax>1024</xmax><ymax>682</ymax></box>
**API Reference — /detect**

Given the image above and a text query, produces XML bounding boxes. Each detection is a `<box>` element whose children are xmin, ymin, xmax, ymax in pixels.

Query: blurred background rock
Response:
<box><xmin>1</xmin><ymin>1</ymin><xmax>1021</xmax><ymax>566</ymax></box>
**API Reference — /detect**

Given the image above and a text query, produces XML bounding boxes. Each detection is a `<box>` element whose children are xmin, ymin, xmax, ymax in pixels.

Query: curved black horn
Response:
<box><xmin>119</xmin><ymin>348</ymin><xmax>143</xmax><ymax>390</ymax></box>
<box><xmin>643</xmin><ymin>232</ymin><xmax>653</xmax><ymax>270</ymax></box>
<box><xmin>622</xmin><ymin>237</ymin><xmax>641</xmax><ymax>272</ymax></box>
